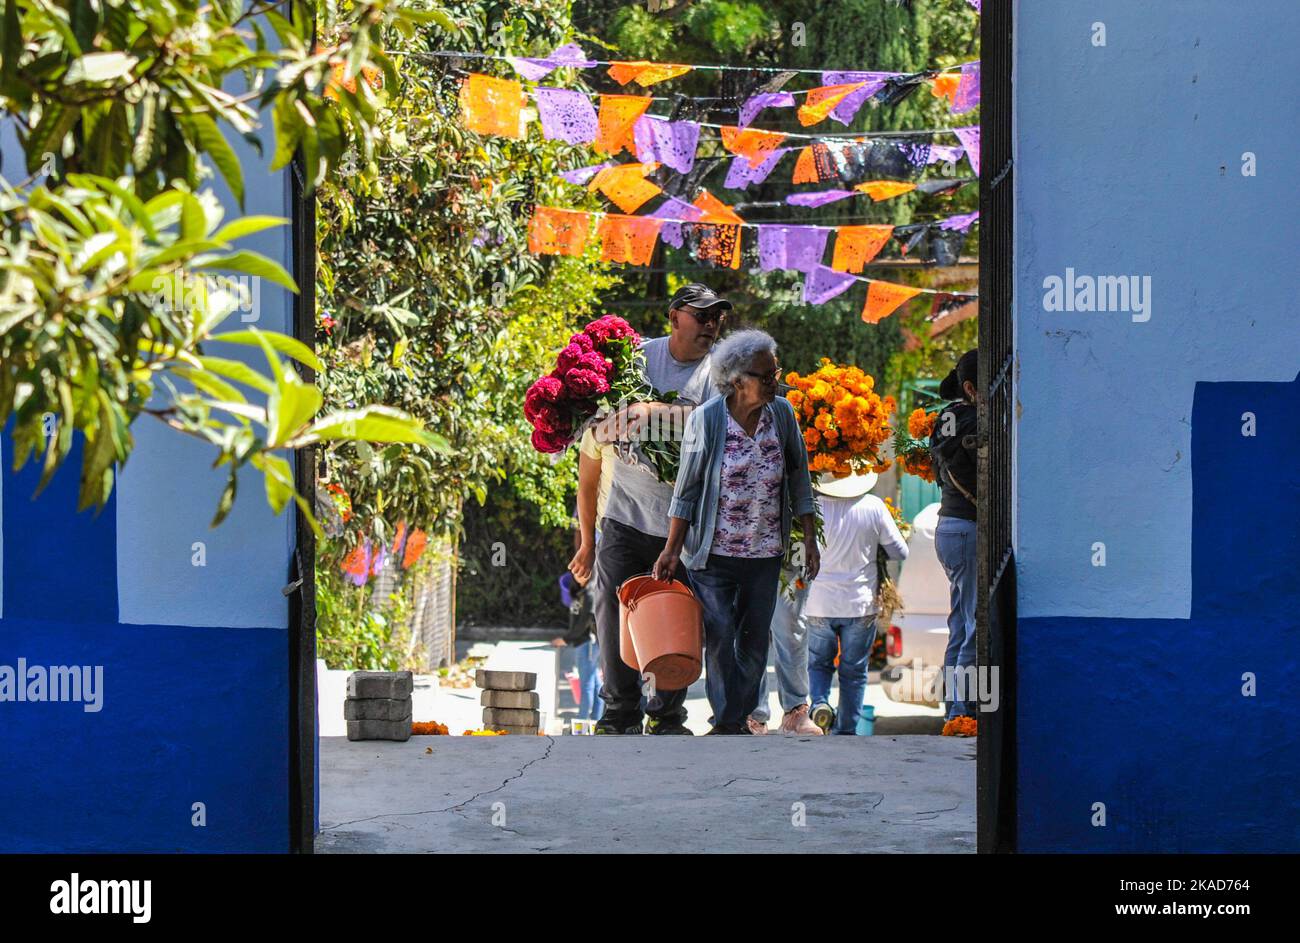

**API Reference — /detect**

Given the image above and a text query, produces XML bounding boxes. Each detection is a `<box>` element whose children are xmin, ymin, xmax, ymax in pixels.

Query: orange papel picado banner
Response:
<box><xmin>791</xmin><ymin>146</ymin><xmax>820</xmax><ymax>184</ymax></box>
<box><xmin>855</xmin><ymin>180</ymin><xmax>917</xmax><ymax>201</ymax></box>
<box><xmin>598</xmin><ymin>215</ymin><xmax>662</xmax><ymax>265</ymax></box>
<box><xmin>692</xmin><ymin>189</ymin><xmax>744</xmax><ymax>224</ymax></box>
<box><xmin>862</xmin><ymin>280</ymin><xmax>923</xmax><ymax>323</ymax></box>
<box><xmin>607</xmin><ymin>61</ymin><xmax>693</xmax><ymax>87</ymax></box>
<box><xmin>460</xmin><ymin>73</ymin><xmax>524</xmax><ymax>139</ymax></box>
<box><xmin>588</xmin><ymin>162</ymin><xmax>662</xmax><ymax>213</ymax></box>
<box><xmin>528</xmin><ymin>206</ymin><xmax>591</xmax><ymax>256</ymax></box>
<box><xmin>720</xmin><ymin>126</ymin><xmax>788</xmax><ymax>168</ymax></box>
<box><xmin>797</xmin><ymin>82</ymin><xmax>869</xmax><ymax>127</ymax></box>
<box><xmin>831</xmin><ymin>225</ymin><xmax>895</xmax><ymax>274</ymax></box>
<box><xmin>930</xmin><ymin>72</ymin><xmax>962</xmax><ymax>107</ymax></box>
<box><xmin>595</xmin><ymin>95</ymin><xmax>652</xmax><ymax>155</ymax></box>
<box><xmin>689</xmin><ymin>190</ymin><xmax>743</xmax><ymax>268</ymax></box>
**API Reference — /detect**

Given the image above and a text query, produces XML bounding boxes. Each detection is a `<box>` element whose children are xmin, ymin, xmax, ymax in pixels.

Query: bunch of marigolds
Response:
<box><xmin>784</xmin><ymin>359</ymin><xmax>896</xmax><ymax>476</ymax></box>
<box><xmin>893</xmin><ymin>407</ymin><xmax>938</xmax><ymax>482</ymax></box>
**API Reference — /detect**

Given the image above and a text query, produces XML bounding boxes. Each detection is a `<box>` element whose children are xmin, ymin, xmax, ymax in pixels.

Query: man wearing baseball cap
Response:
<box><xmin>590</xmin><ymin>283</ymin><xmax>731</xmax><ymax>735</ymax></box>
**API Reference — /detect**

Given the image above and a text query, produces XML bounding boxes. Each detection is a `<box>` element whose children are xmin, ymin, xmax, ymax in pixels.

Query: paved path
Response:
<box><xmin>317</xmin><ymin>734</ymin><xmax>975</xmax><ymax>853</ymax></box>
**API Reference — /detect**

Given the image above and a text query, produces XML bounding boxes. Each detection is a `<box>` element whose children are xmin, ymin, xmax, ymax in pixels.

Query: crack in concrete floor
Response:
<box><xmin>320</xmin><ymin>736</ymin><xmax>556</xmax><ymax>830</ymax></box>
<box><xmin>317</xmin><ymin>736</ymin><xmax>975</xmax><ymax>852</ymax></box>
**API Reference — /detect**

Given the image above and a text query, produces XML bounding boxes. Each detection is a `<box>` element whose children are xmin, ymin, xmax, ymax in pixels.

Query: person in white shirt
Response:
<box><xmin>804</xmin><ymin>471</ymin><xmax>909</xmax><ymax>735</ymax></box>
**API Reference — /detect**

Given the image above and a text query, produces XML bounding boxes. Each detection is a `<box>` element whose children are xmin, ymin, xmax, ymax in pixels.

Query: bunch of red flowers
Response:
<box><xmin>524</xmin><ymin>315</ymin><xmax>641</xmax><ymax>453</ymax></box>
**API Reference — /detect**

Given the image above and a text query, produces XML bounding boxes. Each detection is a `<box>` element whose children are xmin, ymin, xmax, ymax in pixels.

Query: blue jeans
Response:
<box><xmin>935</xmin><ymin>516</ymin><xmax>978</xmax><ymax>720</ymax></box>
<box><xmin>807</xmin><ymin>615</ymin><xmax>876</xmax><ymax>735</ymax></box>
<box><xmin>575</xmin><ymin>639</ymin><xmax>604</xmax><ymax>721</ymax></box>
<box><xmin>752</xmin><ymin>585</ymin><xmax>810</xmax><ymax>723</ymax></box>
<box><xmin>688</xmin><ymin>554</ymin><xmax>784</xmax><ymax>729</ymax></box>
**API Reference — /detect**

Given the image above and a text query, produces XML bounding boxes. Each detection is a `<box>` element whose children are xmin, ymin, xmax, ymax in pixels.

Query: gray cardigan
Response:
<box><xmin>668</xmin><ymin>394</ymin><xmax>818</xmax><ymax>570</ymax></box>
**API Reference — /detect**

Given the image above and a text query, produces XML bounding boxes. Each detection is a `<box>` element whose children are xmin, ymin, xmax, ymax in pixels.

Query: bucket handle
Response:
<box><xmin>621</xmin><ymin>572</ymin><xmax>695</xmax><ymax>610</ymax></box>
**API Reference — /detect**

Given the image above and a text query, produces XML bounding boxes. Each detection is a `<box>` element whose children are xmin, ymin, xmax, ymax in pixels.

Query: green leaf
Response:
<box><xmin>34</xmin><ymin>5</ymin><xmax>82</xmax><ymax>58</ymax></box>
<box><xmin>144</xmin><ymin>189</ymin><xmax>186</xmax><ymax>228</ymax></box>
<box><xmin>73</xmin><ymin>231</ymin><xmax>122</xmax><ymax>272</ymax></box>
<box><xmin>211</xmin><ymin>469</ymin><xmax>238</xmax><ymax>528</ymax></box>
<box><xmin>195</xmin><ymin>356</ymin><xmax>275</xmax><ymax>395</ymax></box>
<box><xmin>204</xmin><ymin>399</ymin><xmax>268</xmax><ymax>423</ymax></box>
<box><xmin>130</xmin><ymin>239</ymin><xmax>227</xmax><ymax>279</ymax></box>
<box><xmin>0</xmin><ymin>306</ymin><xmax>36</xmax><ymax>335</ymax></box>
<box><xmin>269</xmin><ymin>95</ymin><xmax>304</xmax><ymax>172</ymax></box>
<box><xmin>89</xmin><ymin>100</ymin><xmax>130</xmax><ymax>178</ymax></box>
<box><xmin>180</xmin><ymin>191</ymin><xmax>206</xmax><ymax>241</ymax></box>
<box><xmin>172</xmin><ymin>366</ymin><xmax>248</xmax><ymax>404</ymax></box>
<box><xmin>289</xmin><ymin>406</ymin><xmax>449</xmax><ymax>449</ymax></box>
<box><xmin>270</xmin><ymin>377</ymin><xmax>322</xmax><ymax>447</ymax></box>
<box><xmin>344</xmin><ymin>28</ymin><xmax>371</xmax><ymax>82</ymax></box>
<box><xmin>254</xmin><ymin>452</ymin><xmax>295</xmax><ymax>515</ymax></box>
<box><xmin>26</xmin><ymin>103</ymin><xmax>78</xmax><ymax>174</ymax></box>
<box><xmin>186</xmin><ymin>113</ymin><xmax>244</xmax><ymax>207</ymax></box>
<box><xmin>402</xmin><ymin>9</ymin><xmax>461</xmax><ymax>32</ymax></box>
<box><xmin>77</xmin><ymin>396</ymin><xmax>126</xmax><ymax>511</ymax></box>
<box><xmin>64</xmin><ymin>51</ymin><xmax>138</xmax><ymax>85</ymax></box>
<box><xmin>2</xmin><ymin>0</ymin><xmax>25</xmax><ymax>93</ymax></box>
<box><xmin>242</xmin><ymin>326</ymin><xmax>284</xmax><ymax>387</ymax></box>
<box><xmin>211</xmin><ymin>215</ymin><xmax>288</xmax><ymax>244</ymax></box>
<box><xmin>67</xmin><ymin>173</ymin><xmax>158</xmax><ymax>239</ymax></box>
<box><xmin>210</xmin><ymin>328</ymin><xmax>322</xmax><ymax>373</ymax></box>
<box><xmin>194</xmin><ymin>250</ymin><xmax>297</xmax><ymax>291</ymax></box>
<box><xmin>132</xmin><ymin>93</ymin><xmax>159</xmax><ymax>169</ymax></box>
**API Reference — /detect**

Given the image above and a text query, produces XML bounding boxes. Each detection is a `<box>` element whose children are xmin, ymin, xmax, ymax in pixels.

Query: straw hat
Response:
<box><xmin>812</xmin><ymin>470</ymin><xmax>878</xmax><ymax>498</ymax></box>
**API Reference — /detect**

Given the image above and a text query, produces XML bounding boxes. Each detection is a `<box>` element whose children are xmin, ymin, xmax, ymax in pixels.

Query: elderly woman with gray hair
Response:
<box><xmin>652</xmin><ymin>329</ymin><xmax>819</xmax><ymax>735</ymax></box>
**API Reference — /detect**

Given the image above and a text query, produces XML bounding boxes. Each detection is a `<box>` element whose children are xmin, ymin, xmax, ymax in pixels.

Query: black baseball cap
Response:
<box><xmin>668</xmin><ymin>283</ymin><xmax>733</xmax><ymax>314</ymax></box>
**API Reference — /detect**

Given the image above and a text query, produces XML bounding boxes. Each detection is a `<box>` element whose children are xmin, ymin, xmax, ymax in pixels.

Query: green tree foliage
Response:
<box><xmin>315</xmin><ymin>0</ymin><xmax>619</xmax><ymax>563</ymax></box>
<box><xmin>0</xmin><ymin>0</ymin><xmax>445</xmax><ymax>523</ymax></box>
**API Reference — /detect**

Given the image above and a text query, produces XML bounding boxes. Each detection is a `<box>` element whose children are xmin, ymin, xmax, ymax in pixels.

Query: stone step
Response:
<box><xmin>346</xmin><ymin>718</ymin><xmax>412</xmax><ymax>741</ymax></box>
<box><xmin>475</xmin><ymin>669</ymin><xmax>536</xmax><ymax>692</ymax></box>
<box><xmin>480</xmin><ymin>689</ymin><xmax>540</xmax><ymax>709</ymax></box>
<box><xmin>485</xmin><ymin>723</ymin><xmax>541</xmax><ymax>736</ymax></box>
<box><xmin>347</xmin><ymin>671</ymin><xmax>413</xmax><ymax>699</ymax></box>
<box><xmin>483</xmin><ymin>707</ymin><xmax>542</xmax><ymax>727</ymax></box>
<box><xmin>344</xmin><ymin>697</ymin><xmax>413</xmax><ymax>721</ymax></box>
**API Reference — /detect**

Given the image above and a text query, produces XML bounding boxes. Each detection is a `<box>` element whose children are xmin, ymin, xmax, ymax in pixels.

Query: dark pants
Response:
<box><xmin>690</xmin><ymin>553</ymin><xmax>784</xmax><ymax>729</ymax></box>
<box><xmin>594</xmin><ymin>519</ymin><xmax>690</xmax><ymax>725</ymax></box>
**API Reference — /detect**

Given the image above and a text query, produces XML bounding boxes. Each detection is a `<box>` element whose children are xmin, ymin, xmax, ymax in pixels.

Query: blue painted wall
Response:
<box><xmin>0</xmin><ymin>114</ymin><xmax>297</xmax><ymax>852</ymax></box>
<box><xmin>1014</xmin><ymin>0</ymin><xmax>1300</xmax><ymax>851</ymax></box>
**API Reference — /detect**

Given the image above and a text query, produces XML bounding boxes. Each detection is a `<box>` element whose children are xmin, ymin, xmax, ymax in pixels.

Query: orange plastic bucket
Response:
<box><xmin>616</xmin><ymin>575</ymin><xmax>660</xmax><ymax>671</ymax></box>
<box><xmin>618</xmin><ymin>576</ymin><xmax>704</xmax><ymax>691</ymax></box>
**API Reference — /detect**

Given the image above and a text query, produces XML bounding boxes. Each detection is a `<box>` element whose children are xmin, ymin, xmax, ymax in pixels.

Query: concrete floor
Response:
<box><xmin>317</xmin><ymin>734</ymin><xmax>976</xmax><ymax>853</ymax></box>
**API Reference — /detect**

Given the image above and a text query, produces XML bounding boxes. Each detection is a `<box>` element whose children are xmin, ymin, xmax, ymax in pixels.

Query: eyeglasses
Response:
<box><xmin>744</xmin><ymin>368</ymin><xmax>781</xmax><ymax>385</ymax></box>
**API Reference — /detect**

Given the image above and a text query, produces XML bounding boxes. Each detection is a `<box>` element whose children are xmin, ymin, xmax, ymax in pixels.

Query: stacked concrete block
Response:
<box><xmin>477</xmin><ymin>669</ymin><xmax>540</xmax><ymax>735</ymax></box>
<box><xmin>346</xmin><ymin>671</ymin><xmax>413</xmax><ymax>741</ymax></box>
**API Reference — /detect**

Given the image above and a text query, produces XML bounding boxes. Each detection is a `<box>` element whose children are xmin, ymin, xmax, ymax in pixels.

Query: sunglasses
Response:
<box><xmin>679</xmin><ymin>306</ymin><xmax>726</xmax><ymax>326</ymax></box>
<box><xmin>744</xmin><ymin>368</ymin><xmax>782</xmax><ymax>385</ymax></box>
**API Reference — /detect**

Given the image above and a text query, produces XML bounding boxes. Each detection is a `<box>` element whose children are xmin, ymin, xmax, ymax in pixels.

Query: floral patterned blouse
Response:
<box><xmin>709</xmin><ymin>406</ymin><xmax>785</xmax><ymax>558</ymax></box>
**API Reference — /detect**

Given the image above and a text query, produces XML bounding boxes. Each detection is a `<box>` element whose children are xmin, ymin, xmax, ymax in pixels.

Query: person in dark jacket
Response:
<box><xmin>930</xmin><ymin>349</ymin><xmax>979</xmax><ymax>734</ymax></box>
<box><xmin>555</xmin><ymin>567</ymin><xmax>604</xmax><ymax>721</ymax></box>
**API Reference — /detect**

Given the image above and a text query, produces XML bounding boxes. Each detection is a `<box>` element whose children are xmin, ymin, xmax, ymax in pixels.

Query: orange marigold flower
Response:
<box><xmin>908</xmin><ymin>407</ymin><xmax>937</xmax><ymax>439</ymax></box>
